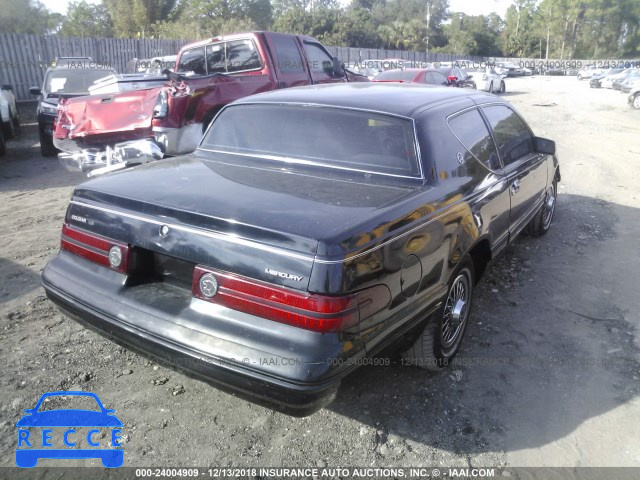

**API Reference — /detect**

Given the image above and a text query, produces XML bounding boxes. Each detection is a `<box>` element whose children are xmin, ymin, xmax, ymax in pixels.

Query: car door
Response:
<box><xmin>481</xmin><ymin>104</ymin><xmax>548</xmax><ymax>238</ymax></box>
<box><xmin>301</xmin><ymin>40</ymin><xmax>344</xmax><ymax>84</ymax></box>
<box><xmin>264</xmin><ymin>33</ymin><xmax>311</xmax><ymax>88</ymax></box>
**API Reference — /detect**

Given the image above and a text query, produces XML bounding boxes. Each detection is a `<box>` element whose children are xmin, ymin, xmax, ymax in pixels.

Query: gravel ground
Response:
<box><xmin>0</xmin><ymin>77</ymin><xmax>639</xmax><ymax>473</ymax></box>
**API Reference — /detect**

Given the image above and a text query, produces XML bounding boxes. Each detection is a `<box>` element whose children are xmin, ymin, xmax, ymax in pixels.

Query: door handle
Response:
<box><xmin>511</xmin><ymin>179</ymin><xmax>521</xmax><ymax>194</ymax></box>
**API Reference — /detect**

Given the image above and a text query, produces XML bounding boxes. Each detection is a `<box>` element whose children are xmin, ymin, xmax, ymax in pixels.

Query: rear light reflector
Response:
<box><xmin>61</xmin><ymin>223</ymin><xmax>129</xmax><ymax>273</ymax></box>
<box><xmin>193</xmin><ymin>266</ymin><xmax>390</xmax><ymax>333</ymax></box>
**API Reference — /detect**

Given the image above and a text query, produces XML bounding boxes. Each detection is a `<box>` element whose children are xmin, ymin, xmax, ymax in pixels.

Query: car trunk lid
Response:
<box><xmin>66</xmin><ymin>155</ymin><xmax>415</xmax><ymax>290</ymax></box>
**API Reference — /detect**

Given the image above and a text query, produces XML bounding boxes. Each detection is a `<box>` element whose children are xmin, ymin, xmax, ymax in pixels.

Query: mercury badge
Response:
<box><xmin>199</xmin><ymin>273</ymin><xmax>218</xmax><ymax>298</ymax></box>
<box><xmin>159</xmin><ymin>225</ymin><xmax>170</xmax><ymax>237</ymax></box>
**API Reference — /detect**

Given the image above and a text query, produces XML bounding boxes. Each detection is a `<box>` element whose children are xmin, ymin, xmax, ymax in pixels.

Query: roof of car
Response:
<box><xmin>233</xmin><ymin>83</ymin><xmax>493</xmax><ymax>117</ymax></box>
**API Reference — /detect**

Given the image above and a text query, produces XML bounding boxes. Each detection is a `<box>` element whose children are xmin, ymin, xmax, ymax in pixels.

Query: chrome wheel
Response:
<box><xmin>441</xmin><ymin>272</ymin><xmax>470</xmax><ymax>347</ymax></box>
<box><xmin>542</xmin><ymin>183</ymin><xmax>557</xmax><ymax>229</ymax></box>
<box><xmin>633</xmin><ymin>94</ymin><xmax>640</xmax><ymax>109</ymax></box>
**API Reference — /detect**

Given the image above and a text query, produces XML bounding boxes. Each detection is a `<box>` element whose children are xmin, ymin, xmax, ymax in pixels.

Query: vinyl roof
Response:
<box><xmin>233</xmin><ymin>82</ymin><xmax>496</xmax><ymax>117</ymax></box>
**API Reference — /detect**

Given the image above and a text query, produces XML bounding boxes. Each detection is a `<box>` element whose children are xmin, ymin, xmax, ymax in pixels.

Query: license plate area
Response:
<box><xmin>127</xmin><ymin>248</ymin><xmax>196</xmax><ymax>289</ymax></box>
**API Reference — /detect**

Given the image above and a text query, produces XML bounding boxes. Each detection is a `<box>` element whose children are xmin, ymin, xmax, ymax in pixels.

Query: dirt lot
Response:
<box><xmin>1</xmin><ymin>77</ymin><xmax>639</xmax><ymax>472</ymax></box>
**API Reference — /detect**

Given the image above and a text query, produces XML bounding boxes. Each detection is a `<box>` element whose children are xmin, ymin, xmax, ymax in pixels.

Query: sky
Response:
<box><xmin>41</xmin><ymin>0</ymin><xmax>514</xmax><ymax>18</ymax></box>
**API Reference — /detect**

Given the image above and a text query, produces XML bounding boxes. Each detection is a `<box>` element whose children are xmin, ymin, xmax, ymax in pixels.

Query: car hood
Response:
<box><xmin>16</xmin><ymin>410</ymin><xmax>123</xmax><ymax>427</ymax></box>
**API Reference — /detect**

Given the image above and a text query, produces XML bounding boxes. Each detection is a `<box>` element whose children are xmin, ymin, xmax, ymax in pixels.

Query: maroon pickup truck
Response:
<box><xmin>54</xmin><ymin>31</ymin><xmax>367</xmax><ymax>175</ymax></box>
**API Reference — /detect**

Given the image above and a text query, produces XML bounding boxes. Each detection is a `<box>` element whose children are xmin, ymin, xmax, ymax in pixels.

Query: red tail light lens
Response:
<box><xmin>193</xmin><ymin>266</ymin><xmax>390</xmax><ymax>333</ymax></box>
<box><xmin>61</xmin><ymin>223</ymin><xmax>129</xmax><ymax>274</ymax></box>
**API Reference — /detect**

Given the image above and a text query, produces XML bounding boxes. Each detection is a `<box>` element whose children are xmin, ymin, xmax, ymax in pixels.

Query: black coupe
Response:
<box><xmin>43</xmin><ymin>84</ymin><xmax>560</xmax><ymax>415</ymax></box>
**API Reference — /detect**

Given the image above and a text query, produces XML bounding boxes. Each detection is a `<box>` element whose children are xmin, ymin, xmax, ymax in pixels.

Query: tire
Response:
<box><xmin>500</xmin><ymin>80</ymin><xmax>506</xmax><ymax>93</ymax></box>
<box><xmin>3</xmin><ymin>119</ymin><xmax>15</xmax><ymax>139</ymax></box>
<box><xmin>401</xmin><ymin>255</ymin><xmax>475</xmax><ymax>370</ymax></box>
<box><xmin>0</xmin><ymin>122</ymin><xmax>6</xmax><ymax>156</ymax></box>
<box><xmin>526</xmin><ymin>178</ymin><xmax>557</xmax><ymax>237</ymax></box>
<box><xmin>632</xmin><ymin>93</ymin><xmax>640</xmax><ymax>110</ymax></box>
<box><xmin>488</xmin><ymin>81</ymin><xmax>494</xmax><ymax>93</ymax></box>
<box><xmin>39</xmin><ymin>126</ymin><xmax>57</xmax><ymax>157</ymax></box>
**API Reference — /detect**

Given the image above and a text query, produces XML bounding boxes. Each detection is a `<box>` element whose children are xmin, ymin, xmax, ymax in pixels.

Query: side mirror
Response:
<box><xmin>29</xmin><ymin>86</ymin><xmax>41</xmax><ymax>96</ymax></box>
<box><xmin>534</xmin><ymin>136</ymin><xmax>556</xmax><ymax>155</ymax></box>
<box><xmin>467</xmin><ymin>74</ymin><xmax>473</xmax><ymax>79</ymax></box>
<box><xmin>332</xmin><ymin>57</ymin><xmax>344</xmax><ymax>78</ymax></box>
<box><xmin>2</xmin><ymin>84</ymin><xmax>13</xmax><ymax>91</ymax></box>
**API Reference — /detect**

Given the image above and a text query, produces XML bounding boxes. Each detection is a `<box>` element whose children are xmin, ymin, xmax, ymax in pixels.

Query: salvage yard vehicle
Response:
<box><xmin>613</xmin><ymin>69</ymin><xmax>640</xmax><ymax>90</ymax></box>
<box><xmin>437</xmin><ymin>66</ymin><xmax>476</xmax><ymax>89</ymax></box>
<box><xmin>1</xmin><ymin>83</ymin><xmax>20</xmax><ymax>139</ymax></box>
<box><xmin>53</xmin><ymin>31</ymin><xmax>368</xmax><ymax>176</ymax></box>
<box><xmin>589</xmin><ymin>68</ymin><xmax>624</xmax><ymax>88</ymax></box>
<box><xmin>470</xmin><ymin>66</ymin><xmax>505</xmax><ymax>93</ymax></box>
<box><xmin>372</xmin><ymin>68</ymin><xmax>452</xmax><ymax>86</ymax></box>
<box><xmin>42</xmin><ymin>84</ymin><xmax>560</xmax><ymax>415</ymax></box>
<box><xmin>577</xmin><ymin>64</ymin><xmax>603</xmax><ymax>80</ymax></box>
<box><xmin>29</xmin><ymin>57</ymin><xmax>116</xmax><ymax>156</ymax></box>
<box><xmin>628</xmin><ymin>80</ymin><xmax>640</xmax><ymax>109</ymax></box>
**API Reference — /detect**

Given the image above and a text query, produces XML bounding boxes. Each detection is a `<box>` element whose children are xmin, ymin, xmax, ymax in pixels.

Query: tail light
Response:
<box><xmin>448</xmin><ymin>75</ymin><xmax>458</xmax><ymax>84</ymax></box>
<box><xmin>61</xmin><ymin>223</ymin><xmax>129</xmax><ymax>274</ymax></box>
<box><xmin>193</xmin><ymin>266</ymin><xmax>390</xmax><ymax>333</ymax></box>
<box><xmin>152</xmin><ymin>90</ymin><xmax>168</xmax><ymax>119</ymax></box>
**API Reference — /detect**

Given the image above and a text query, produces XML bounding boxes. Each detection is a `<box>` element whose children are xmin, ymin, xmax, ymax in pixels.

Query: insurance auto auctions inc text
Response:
<box><xmin>189</xmin><ymin>467</ymin><xmax>496</xmax><ymax>478</ymax></box>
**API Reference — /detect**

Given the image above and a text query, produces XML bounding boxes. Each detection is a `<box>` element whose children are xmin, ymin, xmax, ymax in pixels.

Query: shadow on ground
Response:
<box><xmin>328</xmin><ymin>193</ymin><xmax>640</xmax><ymax>455</ymax></box>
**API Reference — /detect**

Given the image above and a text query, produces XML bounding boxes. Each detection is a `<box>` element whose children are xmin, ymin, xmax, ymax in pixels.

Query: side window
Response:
<box><xmin>177</xmin><ymin>48</ymin><xmax>206</xmax><ymax>75</ymax></box>
<box><xmin>225</xmin><ymin>40</ymin><xmax>261</xmax><ymax>73</ymax></box>
<box><xmin>206</xmin><ymin>44</ymin><xmax>226</xmax><ymax>73</ymax></box>
<box><xmin>272</xmin><ymin>36</ymin><xmax>305</xmax><ymax>73</ymax></box>
<box><xmin>482</xmin><ymin>105</ymin><xmax>534</xmax><ymax>166</ymax></box>
<box><xmin>426</xmin><ymin>71</ymin><xmax>448</xmax><ymax>85</ymax></box>
<box><xmin>448</xmin><ymin>108</ymin><xmax>501</xmax><ymax>171</ymax></box>
<box><xmin>303</xmin><ymin>42</ymin><xmax>334</xmax><ymax>76</ymax></box>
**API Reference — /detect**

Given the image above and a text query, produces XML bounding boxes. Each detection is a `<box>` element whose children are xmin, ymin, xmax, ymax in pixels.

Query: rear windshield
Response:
<box><xmin>373</xmin><ymin>69</ymin><xmax>417</xmax><ymax>82</ymax></box>
<box><xmin>200</xmin><ymin>104</ymin><xmax>421</xmax><ymax>178</ymax></box>
<box><xmin>45</xmin><ymin>69</ymin><xmax>114</xmax><ymax>95</ymax></box>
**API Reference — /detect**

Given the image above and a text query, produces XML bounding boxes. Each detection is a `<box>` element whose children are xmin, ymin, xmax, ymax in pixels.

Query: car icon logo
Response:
<box><xmin>15</xmin><ymin>391</ymin><xmax>124</xmax><ymax>468</ymax></box>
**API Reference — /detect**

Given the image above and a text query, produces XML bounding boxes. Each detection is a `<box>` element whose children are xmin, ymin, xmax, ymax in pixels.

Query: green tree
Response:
<box><xmin>59</xmin><ymin>1</ymin><xmax>114</xmax><ymax>37</ymax></box>
<box><xmin>104</xmin><ymin>0</ymin><xmax>176</xmax><ymax>37</ymax></box>
<box><xmin>0</xmin><ymin>0</ymin><xmax>61</xmax><ymax>34</ymax></box>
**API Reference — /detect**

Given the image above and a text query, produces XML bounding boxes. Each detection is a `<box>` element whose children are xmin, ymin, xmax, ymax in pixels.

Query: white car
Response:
<box><xmin>474</xmin><ymin>66</ymin><xmax>506</xmax><ymax>93</ymax></box>
<box><xmin>0</xmin><ymin>84</ymin><xmax>19</xmax><ymax>139</ymax></box>
<box><xmin>577</xmin><ymin>65</ymin><xmax>603</xmax><ymax>80</ymax></box>
<box><xmin>628</xmin><ymin>80</ymin><xmax>640</xmax><ymax>109</ymax></box>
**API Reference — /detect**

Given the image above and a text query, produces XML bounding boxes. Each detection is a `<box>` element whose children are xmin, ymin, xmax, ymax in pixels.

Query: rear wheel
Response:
<box><xmin>633</xmin><ymin>93</ymin><xmax>640</xmax><ymax>110</ymax></box>
<box><xmin>527</xmin><ymin>179</ymin><xmax>557</xmax><ymax>236</ymax></box>
<box><xmin>499</xmin><ymin>80</ymin><xmax>506</xmax><ymax>93</ymax></box>
<box><xmin>488</xmin><ymin>82</ymin><xmax>494</xmax><ymax>93</ymax></box>
<box><xmin>402</xmin><ymin>256</ymin><xmax>475</xmax><ymax>370</ymax></box>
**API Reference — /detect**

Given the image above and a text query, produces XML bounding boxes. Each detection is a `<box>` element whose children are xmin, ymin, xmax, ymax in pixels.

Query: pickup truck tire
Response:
<box><xmin>401</xmin><ymin>255</ymin><xmax>475</xmax><ymax>370</ymax></box>
<box><xmin>3</xmin><ymin>119</ymin><xmax>16</xmax><ymax>139</ymax></box>
<box><xmin>526</xmin><ymin>179</ymin><xmax>557</xmax><ymax>236</ymax></box>
<box><xmin>0</xmin><ymin>121</ymin><xmax>6</xmax><ymax>156</ymax></box>
<box><xmin>39</xmin><ymin>127</ymin><xmax>57</xmax><ymax>157</ymax></box>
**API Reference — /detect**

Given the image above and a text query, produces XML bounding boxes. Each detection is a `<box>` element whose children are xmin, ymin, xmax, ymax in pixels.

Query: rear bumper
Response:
<box><xmin>42</xmin><ymin>254</ymin><xmax>344</xmax><ymax>416</ymax></box>
<box><xmin>153</xmin><ymin>123</ymin><xmax>203</xmax><ymax>156</ymax></box>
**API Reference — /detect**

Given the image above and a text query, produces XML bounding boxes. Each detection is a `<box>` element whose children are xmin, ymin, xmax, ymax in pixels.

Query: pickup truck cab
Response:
<box><xmin>54</xmin><ymin>32</ymin><xmax>367</xmax><ymax>176</ymax></box>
